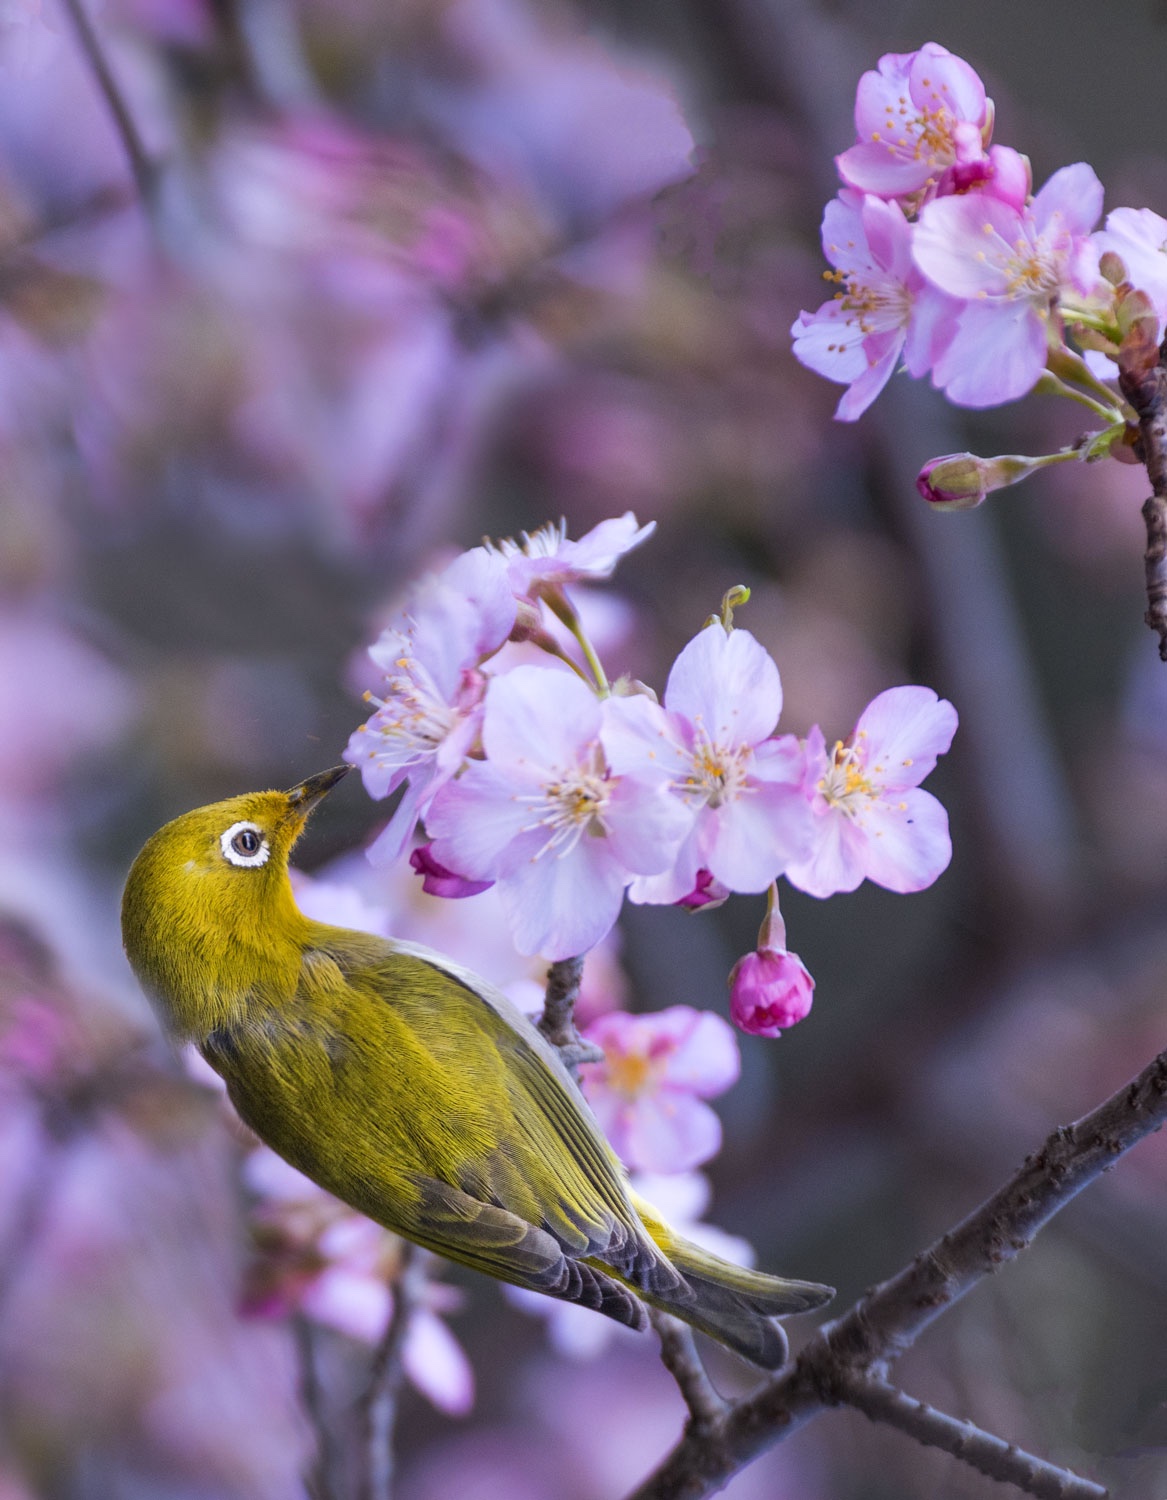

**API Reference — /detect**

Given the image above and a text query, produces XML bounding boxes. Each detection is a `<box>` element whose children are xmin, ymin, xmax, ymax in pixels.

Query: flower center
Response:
<box><xmin>364</xmin><ymin>655</ymin><xmax>457</xmax><ymax>768</ymax></box>
<box><xmin>519</xmin><ymin>764</ymin><xmax>612</xmax><ymax>860</ymax></box>
<box><xmin>871</xmin><ymin>95</ymin><xmax>957</xmax><ymax>168</ymax></box>
<box><xmin>680</xmin><ymin>728</ymin><xmax>752</xmax><ymax>810</ymax></box>
<box><xmin>818</xmin><ymin>734</ymin><xmax>877</xmax><ymax>817</ymax></box>
<box><xmin>824</xmin><ymin>267</ymin><xmax>913</xmax><ymax>337</ymax></box>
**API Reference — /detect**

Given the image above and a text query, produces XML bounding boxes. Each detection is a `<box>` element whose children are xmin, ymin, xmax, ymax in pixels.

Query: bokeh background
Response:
<box><xmin>2</xmin><ymin>0</ymin><xmax>1167</xmax><ymax>1496</ymax></box>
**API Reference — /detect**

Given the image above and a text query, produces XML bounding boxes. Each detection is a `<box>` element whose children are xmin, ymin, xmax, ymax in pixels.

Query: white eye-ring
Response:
<box><xmin>220</xmin><ymin>821</ymin><xmax>270</xmax><ymax>868</ymax></box>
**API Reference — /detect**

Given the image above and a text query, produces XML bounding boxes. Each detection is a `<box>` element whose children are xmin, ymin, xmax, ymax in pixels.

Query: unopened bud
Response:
<box><xmin>916</xmin><ymin>451</ymin><xmax>1054</xmax><ymax>511</ymax></box>
<box><xmin>728</xmin><ymin>947</ymin><xmax>814</xmax><ymax>1037</ymax></box>
<box><xmin>1099</xmin><ymin>250</ymin><xmax>1128</xmax><ymax>287</ymax></box>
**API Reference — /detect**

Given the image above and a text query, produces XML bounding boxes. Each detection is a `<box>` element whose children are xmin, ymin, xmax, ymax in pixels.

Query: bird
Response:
<box><xmin>121</xmin><ymin>766</ymin><xmax>833</xmax><ymax>1368</ymax></box>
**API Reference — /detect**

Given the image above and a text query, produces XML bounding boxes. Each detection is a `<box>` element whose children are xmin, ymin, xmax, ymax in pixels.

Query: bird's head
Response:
<box><xmin>122</xmin><ymin>766</ymin><xmax>350</xmax><ymax>1036</ymax></box>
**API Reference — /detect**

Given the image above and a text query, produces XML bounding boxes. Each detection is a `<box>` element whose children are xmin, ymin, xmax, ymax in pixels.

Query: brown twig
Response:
<box><xmin>293</xmin><ymin>1316</ymin><xmax>341</xmax><ymax>1500</ymax></box>
<box><xmin>58</xmin><ymin>0</ymin><xmax>157</xmax><ymax>205</ymax></box>
<box><xmin>837</xmin><ymin>1373</ymin><xmax>1107</xmax><ymax>1500</ymax></box>
<box><xmin>537</xmin><ymin>956</ymin><xmax>603</xmax><ymax>1080</ymax></box>
<box><xmin>649</xmin><ymin>1310</ymin><xmax>728</xmax><ymax>1434</ymax></box>
<box><xmin>356</xmin><ymin>1245</ymin><xmax>432</xmax><ymax>1500</ymax></box>
<box><xmin>624</xmin><ymin>1044</ymin><xmax>1167</xmax><ymax>1499</ymax></box>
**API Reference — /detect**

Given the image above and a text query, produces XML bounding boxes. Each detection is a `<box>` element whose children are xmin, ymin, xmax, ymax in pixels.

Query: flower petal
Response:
<box><xmin>859</xmin><ymin>786</ymin><xmax>952</xmax><ymax>893</ymax></box>
<box><xmin>855</xmin><ymin>685</ymin><xmax>958</xmax><ymax>789</ymax></box>
<box><xmin>664</xmin><ymin>624</ymin><xmax>782</xmax><ymax>747</ymax></box>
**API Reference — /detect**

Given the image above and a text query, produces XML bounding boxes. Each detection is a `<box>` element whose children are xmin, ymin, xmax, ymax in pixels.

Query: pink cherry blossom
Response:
<box><xmin>1094</xmin><ymin>206</ymin><xmax>1167</xmax><ymax>331</ymax></box>
<box><xmin>345</xmin><ymin>548</ymin><xmax>516</xmax><ymax>863</ymax></box>
<box><xmin>913</xmin><ymin>163</ymin><xmax>1104</xmax><ymax>406</ymax></box>
<box><xmin>426</xmin><ymin>666</ymin><xmax>689</xmax><ymax>959</ymax></box>
<box><xmin>836</xmin><ymin>43</ymin><xmax>990</xmax><ymax>205</ymax></box>
<box><xmin>791</xmin><ymin>191</ymin><xmax>962</xmax><ymax>419</ymax></box>
<box><xmin>579</xmin><ymin>1007</ymin><xmax>739</xmax><ymax>1172</ymax></box>
<box><xmin>785</xmin><ymin>685</ymin><xmax>957</xmax><ymax>898</ymax></box>
<box><xmin>489</xmin><ymin>512</ymin><xmax>655</xmax><ymax>598</ymax></box>
<box><xmin>607</xmin><ymin>623</ymin><xmax>813</xmax><ymax>903</ymax></box>
<box><xmin>729</xmin><ymin>948</ymin><xmax>814</xmax><ymax>1037</ymax></box>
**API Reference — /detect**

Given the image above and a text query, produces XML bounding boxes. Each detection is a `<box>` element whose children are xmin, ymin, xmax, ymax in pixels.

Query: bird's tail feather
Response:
<box><xmin>628</xmin><ymin>1191</ymin><xmax>834</xmax><ymax>1370</ymax></box>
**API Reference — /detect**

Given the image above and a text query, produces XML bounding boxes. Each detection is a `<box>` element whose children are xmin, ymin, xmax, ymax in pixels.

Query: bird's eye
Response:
<box><xmin>220</xmin><ymin>821</ymin><xmax>270</xmax><ymax>868</ymax></box>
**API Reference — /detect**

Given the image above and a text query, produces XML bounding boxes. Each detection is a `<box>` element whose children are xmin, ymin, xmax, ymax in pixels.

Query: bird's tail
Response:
<box><xmin>628</xmin><ymin>1189</ymin><xmax>834</xmax><ymax>1370</ymax></box>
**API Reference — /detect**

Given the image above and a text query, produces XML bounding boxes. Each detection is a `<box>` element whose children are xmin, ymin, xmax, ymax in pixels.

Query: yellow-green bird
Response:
<box><xmin>121</xmin><ymin>766</ymin><xmax>832</xmax><ymax>1367</ymax></box>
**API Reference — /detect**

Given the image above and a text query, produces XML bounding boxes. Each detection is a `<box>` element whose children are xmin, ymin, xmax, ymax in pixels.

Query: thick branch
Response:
<box><xmin>625</xmin><ymin>1045</ymin><xmax>1167</xmax><ymax>1499</ymax></box>
<box><xmin>1117</xmin><ymin>335</ymin><xmax>1167</xmax><ymax>658</ymax></box>
<box><xmin>838</xmin><ymin>1374</ymin><xmax>1106</xmax><ymax>1500</ymax></box>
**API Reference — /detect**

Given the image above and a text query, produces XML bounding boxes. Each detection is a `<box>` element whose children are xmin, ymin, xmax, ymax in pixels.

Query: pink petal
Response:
<box><xmin>907</xmin><ymin>44</ymin><xmax>986</xmax><ymax>126</ymax></box>
<box><xmin>481</xmin><ymin>665</ymin><xmax>601</xmax><ymax>772</ymax></box>
<box><xmin>859</xmin><ymin>787</ymin><xmax>952</xmax><ymax>893</ymax></box>
<box><xmin>930</xmin><ymin>300</ymin><xmax>1046</xmax><ymax>407</ymax></box>
<box><xmin>791</xmin><ymin>299</ymin><xmax>871</xmax><ymax>384</ymax></box>
<box><xmin>784</xmin><ymin>810</ymin><xmax>867</xmax><ymax>898</ymax></box>
<box><xmin>664</xmin><ymin>624</ymin><xmax>782</xmax><ymax>748</ymax></box>
<box><xmin>497</xmin><ymin>839</ymin><xmax>627</xmax><ymax>959</ymax></box>
<box><xmin>426</xmin><ymin>761</ymin><xmax>538</xmax><ymax>879</ymax></box>
<box><xmin>622</xmin><ymin>1093</ymin><xmax>723</xmax><ymax>1173</ymax></box>
<box><xmin>705</xmin><ymin>779</ymin><xmax>812</xmax><ymax>892</ymax></box>
<box><xmin>855</xmin><ymin>686</ymin><xmax>958</xmax><ymax>789</ymax></box>
<box><xmin>1030</xmin><ymin>162</ymin><xmax>1104</xmax><ymax>241</ymax></box>
<box><xmin>659</xmin><ymin>1009</ymin><xmax>740</xmax><ymax>1095</ymax></box>
<box><xmin>604</xmin><ymin>776</ymin><xmax>692</xmax><ymax>875</ymax></box>
<box><xmin>914</xmin><ymin>193</ymin><xmax>1022</xmax><ymax>299</ymax></box>
<box><xmin>301</xmin><ymin>1269</ymin><xmax>392</xmax><ymax>1344</ymax></box>
<box><xmin>834</xmin><ymin>337</ymin><xmax>902</xmax><ymax>421</ymax></box>
<box><xmin>403</xmin><ymin>1310</ymin><xmax>475</xmax><ymax>1416</ymax></box>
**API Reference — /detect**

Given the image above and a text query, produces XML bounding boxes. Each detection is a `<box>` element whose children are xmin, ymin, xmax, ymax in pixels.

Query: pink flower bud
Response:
<box><xmin>728</xmin><ymin>948</ymin><xmax>814</xmax><ymax>1038</ymax></box>
<box><xmin>409</xmin><ymin>844</ymin><xmax>494</xmax><ymax>899</ymax></box>
<box><xmin>916</xmin><ymin>451</ymin><xmax>1057</xmax><ymax>511</ymax></box>
<box><xmin>676</xmin><ymin>869</ymin><xmax>730</xmax><ymax>911</ymax></box>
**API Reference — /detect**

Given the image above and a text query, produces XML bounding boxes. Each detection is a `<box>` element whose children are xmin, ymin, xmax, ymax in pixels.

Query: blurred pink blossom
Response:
<box><xmin>490</xmin><ymin>512</ymin><xmax>655</xmax><ymax>597</ymax></box>
<box><xmin>579</xmin><ymin>1006</ymin><xmax>739</xmax><ymax>1172</ymax></box>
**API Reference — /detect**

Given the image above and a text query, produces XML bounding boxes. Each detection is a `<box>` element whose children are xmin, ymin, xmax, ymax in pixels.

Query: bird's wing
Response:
<box><xmin>311</xmin><ymin>929</ymin><xmax>684</xmax><ymax>1298</ymax></box>
<box><xmin>399</xmin><ymin>1171</ymin><xmax>648</xmax><ymax>1329</ymax></box>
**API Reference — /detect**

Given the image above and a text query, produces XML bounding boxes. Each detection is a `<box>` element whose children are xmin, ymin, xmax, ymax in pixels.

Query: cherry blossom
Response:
<box><xmin>912</xmin><ymin>163</ymin><xmax>1104</xmax><ymax>406</ymax></box>
<box><xmin>490</xmin><ymin>512</ymin><xmax>655</xmax><ymax>598</ymax></box>
<box><xmin>785</xmin><ymin>685</ymin><xmax>958</xmax><ymax>898</ymax></box>
<box><xmin>836</xmin><ymin>43</ymin><xmax>991</xmax><ymax>207</ymax></box>
<box><xmin>345</xmin><ymin>548</ymin><xmax>516</xmax><ymax>863</ymax></box>
<box><xmin>425</xmin><ymin>666</ymin><xmax>689</xmax><ymax>958</ymax></box>
<box><xmin>607</xmin><ymin>622</ymin><xmax>813</xmax><ymax>903</ymax></box>
<box><xmin>791</xmin><ymin>190</ymin><xmax>961</xmax><ymax>420</ymax></box>
<box><xmin>241</xmin><ymin>1147</ymin><xmax>474</xmax><ymax>1414</ymax></box>
<box><xmin>578</xmin><ymin>1007</ymin><xmax>739</xmax><ymax>1172</ymax></box>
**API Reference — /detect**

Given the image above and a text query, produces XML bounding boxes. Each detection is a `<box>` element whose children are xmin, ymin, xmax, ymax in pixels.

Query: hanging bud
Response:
<box><xmin>727</xmin><ymin>885</ymin><xmax>814</xmax><ymax>1038</ymax></box>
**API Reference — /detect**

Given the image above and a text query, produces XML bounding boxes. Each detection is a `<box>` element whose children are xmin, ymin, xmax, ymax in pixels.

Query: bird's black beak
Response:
<box><xmin>284</xmin><ymin>765</ymin><xmax>351</xmax><ymax>818</ymax></box>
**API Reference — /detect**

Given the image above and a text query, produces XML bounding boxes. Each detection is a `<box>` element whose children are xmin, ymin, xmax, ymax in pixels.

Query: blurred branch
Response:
<box><xmin>59</xmin><ymin>0</ymin><xmax>157</xmax><ymax>205</ymax></box>
<box><xmin>537</xmin><ymin>956</ymin><xmax>602</xmax><ymax>1081</ymax></box>
<box><xmin>356</xmin><ymin>1245</ymin><xmax>432</xmax><ymax>1500</ymax></box>
<box><xmin>293</xmin><ymin>1317</ymin><xmax>341</xmax><ymax>1500</ymax></box>
<box><xmin>649</xmin><ymin>1310</ymin><xmax>727</xmax><ymax>1433</ymax></box>
<box><xmin>837</xmin><ymin>1374</ymin><xmax>1106</xmax><ymax>1500</ymax></box>
<box><xmin>625</xmin><ymin>1042</ymin><xmax>1167</xmax><ymax>1499</ymax></box>
<box><xmin>1117</xmin><ymin>332</ymin><xmax>1167</xmax><ymax>659</ymax></box>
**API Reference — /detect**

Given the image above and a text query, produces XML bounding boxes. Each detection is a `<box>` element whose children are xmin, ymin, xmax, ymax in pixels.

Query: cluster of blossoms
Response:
<box><xmin>345</xmin><ymin>513</ymin><xmax>958</xmax><ymax>1035</ymax></box>
<box><xmin>792</xmin><ymin>41</ymin><xmax>1167</xmax><ymax>508</ymax></box>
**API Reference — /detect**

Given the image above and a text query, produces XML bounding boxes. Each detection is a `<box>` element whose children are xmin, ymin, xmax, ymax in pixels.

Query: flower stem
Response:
<box><xmin>544</xmin><ymin>590</ymin><xmax>610</xmax><ymax>696</ymax></box>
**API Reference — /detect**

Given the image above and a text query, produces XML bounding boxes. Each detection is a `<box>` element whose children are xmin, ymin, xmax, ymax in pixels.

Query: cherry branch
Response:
<box><xmin>837</xmin><ymin>1374</ymin><xmax>1106</xmax><ymax>1500</ymax></box>
<box><xmin>1117</xmin><ymin>332</ymin><xmax>1167</xmax><ymax>659</ymax></box>
<box><xmin>623</xmin><ymin>1044</ymin><xmax>1167</xmax><ymax>1500</ymax></box>
<box><xmin>538</xmin><ymin>956</ymin><xmax>603</xmax><ymax>1080</ymax></box>
<box><xmin>59</xmin><ymin>0</ymin><xmax>156</xmax><ymax>205</ymax></box>
<box><xmin>356</xmin><ymin>1244</ymin><xmax>432</xmax><ymax>1500</ymax></box>
<box><xmin>648</xmin><ymin>1310</ymin><xmax>727</xmax><ymax>1434</ymax></box>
